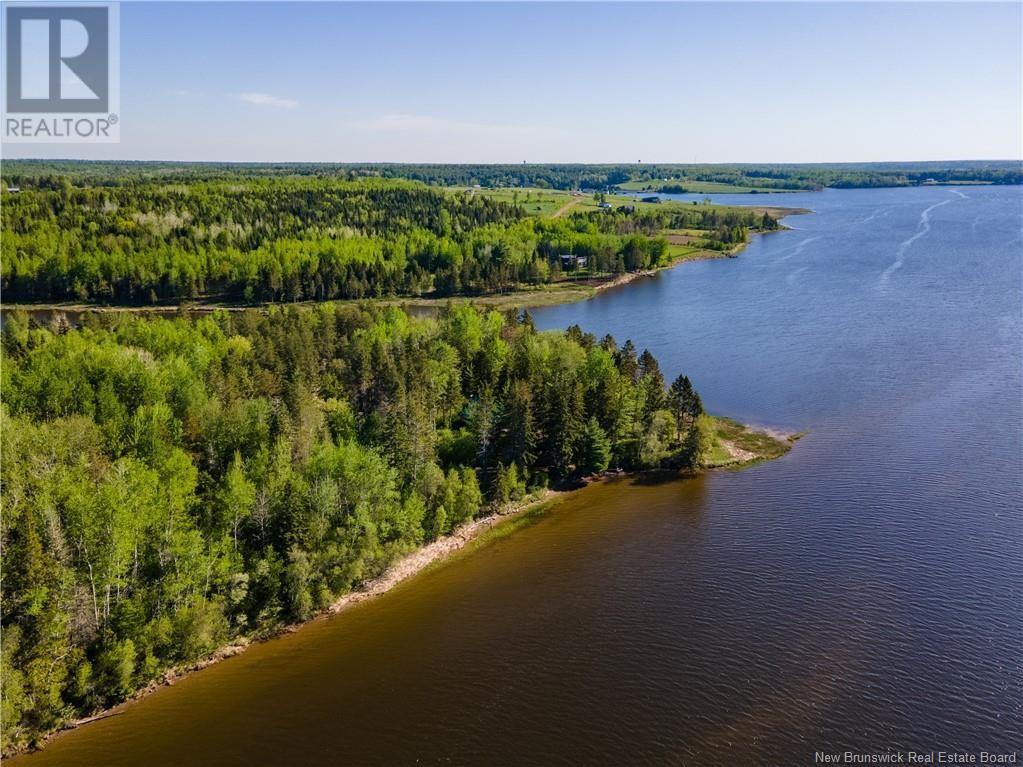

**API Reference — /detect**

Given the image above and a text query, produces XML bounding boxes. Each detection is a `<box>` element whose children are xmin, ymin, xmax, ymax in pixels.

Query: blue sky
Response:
<box><xmin>6</xmin><ymin>1</ymin><xmax>1022</xmax><ymax>162</ymax></box>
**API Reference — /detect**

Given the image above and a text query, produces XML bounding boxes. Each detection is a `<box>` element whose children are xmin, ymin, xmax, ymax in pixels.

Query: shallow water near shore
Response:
<box><xmin>13</xmin><ymin>185</ymin><xmax>1023</xmax><ymax>765</ymax></box>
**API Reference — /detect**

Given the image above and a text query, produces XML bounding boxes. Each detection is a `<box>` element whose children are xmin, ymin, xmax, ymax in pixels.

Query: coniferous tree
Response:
<box><xmin>578</xmin><ymin>417</ymin><xmax>612</xmax><ymax>474</ymax></box>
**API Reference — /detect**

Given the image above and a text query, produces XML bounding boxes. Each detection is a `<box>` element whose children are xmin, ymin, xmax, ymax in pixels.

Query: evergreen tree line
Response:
<box><xmin>0</xmin><ymin>304</ymin><xmax>710</xmax><ymax>751</ymax></box>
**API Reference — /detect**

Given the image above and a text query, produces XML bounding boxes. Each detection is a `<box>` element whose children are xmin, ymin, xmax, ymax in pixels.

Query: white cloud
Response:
<box><xmin>238</xmin><ymin>92</ymin><xmax>298</xmax><ymax>109</ymax></box>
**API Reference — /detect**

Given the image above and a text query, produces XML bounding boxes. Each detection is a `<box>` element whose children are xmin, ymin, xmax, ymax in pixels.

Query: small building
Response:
<box><xmin>559</xmin><ymin>254</ymin><xmax>589</xmax><ymax>269</ymax></box>
<box><xmin>640</xmin><ymin>195</ymin><xmax>661</xmax><ymax>203</ymax></box>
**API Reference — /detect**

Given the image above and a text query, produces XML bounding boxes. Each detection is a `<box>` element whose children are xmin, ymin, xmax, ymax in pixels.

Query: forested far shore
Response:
<box><xmin>3</xmin><ymin>159</ymin><xmax>1021</xmax><ymax>191</ymax></box>
<box><xmin>0</xmin><ymin>303</ymin><xmax>786</xmax><ymax>754</ymax></box>
<box><xmin>1</xmin><ymin>177</ymin><xmax>776</xmax><ymax>305</ymax></box>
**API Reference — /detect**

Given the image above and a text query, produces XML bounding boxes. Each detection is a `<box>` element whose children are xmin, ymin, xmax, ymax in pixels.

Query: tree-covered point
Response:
<box><xmin>1</xmin><ymin>177</ymin><xmax>771</xmax><ymax>305</ymax></box>
<box><xmin>0</xmin><ymin>303</ymin><xmax>712</xmax><ymax>752</ymax></box>
<box><xmin>4</xmin><ymin>159</ymin><xmax>1019</xmax><ymax>192</ymax></box>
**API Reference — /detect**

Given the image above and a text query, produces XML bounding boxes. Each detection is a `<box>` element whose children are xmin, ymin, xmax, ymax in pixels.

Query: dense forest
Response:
<box><xmin>0</xmin><ymin>304</ymin><xmax>713</xmax><ymax>751</ymax></box>
<box><xmin>4</xmin><ymin>160</ymin><xmax>1020</xmax><ymax>192</ymax></box>
<box><xmin>0</xmin><ymin>178</ymin><xmax>771</xmax><ymax>304</ymax></box>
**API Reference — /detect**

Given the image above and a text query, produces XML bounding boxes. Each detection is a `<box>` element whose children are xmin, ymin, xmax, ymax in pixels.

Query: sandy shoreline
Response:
<box><xmin>8</xmin><ymin>489</ymin><xmax>563</xmax><ymax>757</ymax></box>
<box><xmin>327</xmin><ymin>490</ymin><xmax>563</xmax><ymax>616</ymax></box>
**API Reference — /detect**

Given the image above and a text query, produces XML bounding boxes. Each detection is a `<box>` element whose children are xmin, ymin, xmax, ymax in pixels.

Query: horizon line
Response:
<box><xmin>4</xmin><ymin>158</ymin><xmax>1022</xmax><ymax>166</ymax></box>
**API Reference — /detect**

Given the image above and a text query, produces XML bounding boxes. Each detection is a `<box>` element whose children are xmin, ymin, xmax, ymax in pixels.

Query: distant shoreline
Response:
<box><xmin>0</xmin><ymin>207</ymin><xmax>810</xmax><ymax>320</ymax></box>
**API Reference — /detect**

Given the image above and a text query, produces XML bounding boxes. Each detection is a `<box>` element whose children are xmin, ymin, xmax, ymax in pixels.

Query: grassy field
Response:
<box><xmin>390</xmin><ymin>282</ymin><xmax>598</xmax><ymax>311</ymax></box>
<box><xmin>617</xmin><ymin>179</ymin><xmax>802</xmax><ymax>194</ymax></box>
<box><xmin>444</xmin><ymin>187</ymin><xmax>620</xmax><ymax>216</ymax></box>
<box><xmin>665</xmin><ymin>243</ymin><xmax>713</xmax><ymax>261</ymax></box>
<box><xmin>617</xmin><ymin>179</ymin><xmax>759</xmax><ymax>194</ymax></box>
<box><xmin>445</xmin><ymin>187</ymin><xmax>581</xmax><ymax>216</ymax></box>
<box><xmin>446</xmin><ymin>186</ymin><xmax>762</xmax><ymax>219</ymax></box>
<box><xmin>703</xmin><ymin>417</ymin><xmax>803</xmax><ymax>468</ymax></box>
<box><xmin>446</xmin><ymin>187</ymin><xmax>652</xmax><ymax>217</ymax></box>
